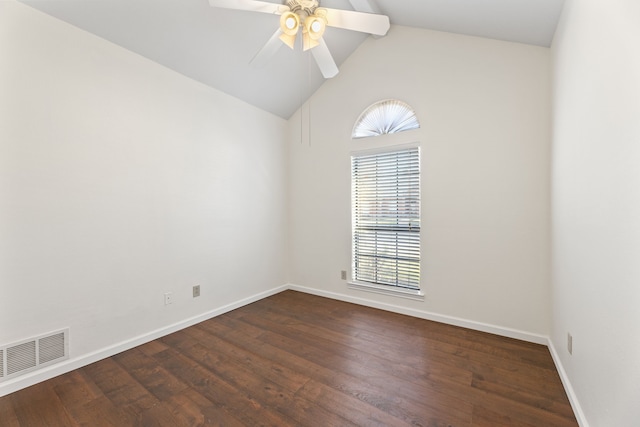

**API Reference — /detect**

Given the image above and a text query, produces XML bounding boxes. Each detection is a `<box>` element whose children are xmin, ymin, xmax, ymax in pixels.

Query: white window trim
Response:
<box><xmin>349</xmin><ymin>141</ymin><xmax>420</xmax><ymax>156</ymax></box>
<box><xmin>348</xmin><ymin>280</ymin><xmax>425</xmax><ymax>301</ymax></box>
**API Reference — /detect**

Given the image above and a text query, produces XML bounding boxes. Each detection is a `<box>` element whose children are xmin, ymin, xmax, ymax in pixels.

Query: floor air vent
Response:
<box><xmin>0</xmin><ymin>329</ymin><xmax>69</xmax><ymax>382</ymax></box>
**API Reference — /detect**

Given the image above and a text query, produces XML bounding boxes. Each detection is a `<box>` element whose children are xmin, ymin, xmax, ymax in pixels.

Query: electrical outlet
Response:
<box><xmin>567</xmin><ymin>333</ymin><xmax>573</xmax><ymax>355</ymax></box>
<box><xmin>193</xmin><ymin>284</ymin><xmax>201</xmax><ymax>298</ymax></box>
<box><xmin>341</xmin><ymin>270</ymin><xmax>347</xmax><ymax>280</ymax></box>
<box><xmin>164</xmin><ymin>292</ymin><xmax>173</xmax><ymax>306</ymax></box>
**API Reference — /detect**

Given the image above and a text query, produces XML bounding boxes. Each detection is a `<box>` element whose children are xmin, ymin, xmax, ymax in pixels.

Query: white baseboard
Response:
<box><xmin>288</xmin><ymin>284</ymin><xmax>548</xmax><ymax>345</ymax></box>
<box><xmin>0</xmin><ymin>284</ymin><xmax>288</xmax><ymax>398</ymax></box>
<box><xmin>1</xmin><ymin>281</ymin><xmax>589</xmax><ymax>427</ymax></box>
<box><xmin>289</xmin><ymin>284</ymin><xmax>590</xmax><ymax>425</ymax></box>
<box><xmin>547</xmin><ymin>339</ymin><xmax>589</xmax><ymax>427</ymax></box>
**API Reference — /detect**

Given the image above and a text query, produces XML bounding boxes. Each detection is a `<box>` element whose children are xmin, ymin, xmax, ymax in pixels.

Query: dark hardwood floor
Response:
<box><xmin>0</xmin><ymin>290</ymin><xmax>578</xmax><ymax>426</ymax></box>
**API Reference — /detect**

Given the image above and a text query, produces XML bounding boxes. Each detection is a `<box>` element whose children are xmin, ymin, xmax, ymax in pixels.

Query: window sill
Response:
<box><xmin>348</xmin><ymin>281</ymin><xmax>425</xmax><ymax>302</ymax></box>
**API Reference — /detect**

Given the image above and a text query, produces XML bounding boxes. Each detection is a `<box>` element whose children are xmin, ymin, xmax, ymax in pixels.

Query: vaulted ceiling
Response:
<box><xmin>19</xmin><ymin>0</ymin><xmax>565</xmax><ymax>118</ymax></box>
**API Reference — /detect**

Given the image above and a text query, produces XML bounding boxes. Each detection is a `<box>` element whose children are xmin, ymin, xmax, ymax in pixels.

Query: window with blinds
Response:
<box><xmin>351</xmin><ymin>146</ymin><xmax>421</xmax><ymax>290</ymax></box>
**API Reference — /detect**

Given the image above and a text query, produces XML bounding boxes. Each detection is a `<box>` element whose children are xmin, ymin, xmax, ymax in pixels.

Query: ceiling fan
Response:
<box><xmin>208</xmin><ymin>0</ymin><xmax>390</xmax><ymax>78</ymax></box>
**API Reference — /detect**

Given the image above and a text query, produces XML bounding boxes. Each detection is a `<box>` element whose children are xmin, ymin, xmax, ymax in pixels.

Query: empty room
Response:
<box><xmin>0</xmin><ymin>0</ymin><xmax>638</xmax><ymax>425</ymax></box>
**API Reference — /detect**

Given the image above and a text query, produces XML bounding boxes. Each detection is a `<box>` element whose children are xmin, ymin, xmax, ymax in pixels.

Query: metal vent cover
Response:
<box><xmin>0</xmin><ymin>329</ymin><xmax>69</xmax><ymax>382</ymax></box>
<box><xmin>7</xmin><ymin>341</ymin><xmax>36</xmax><ymax>376</ymax></box>
<box><xmin>39</xmin><ymin>332</ymin><xmax>66</xmax><ymax>364</ymax></box>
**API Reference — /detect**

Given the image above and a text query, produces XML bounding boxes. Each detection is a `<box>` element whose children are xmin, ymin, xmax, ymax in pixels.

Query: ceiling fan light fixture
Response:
<box><xmin>305</xmin><ymin>13</ymin><xmax>326</xmax><ymax>41</ymax></box>
<box><xmin>279</xmin><ymin>11</ymin><xmax>300</xmax><ymax>49</ymax></box>
<box><xmin>285</xmin><ymin>16</ymin><xmax>297</xmax><ymax>30</ymax></box>
<box><xmin>279</xmin><ymin>32</ymin><xmax>297</xmax><ymax>49</ymax></box>
<box><xmin>279</xmin><ymin>11</ymin><xmax>300</xmax><ymax>35</ymax></box>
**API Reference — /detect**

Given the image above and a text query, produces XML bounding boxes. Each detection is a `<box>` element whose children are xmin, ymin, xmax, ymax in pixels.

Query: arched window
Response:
<box><xmin>352</xmin><ymin>99</ymin><xmax>420</xmax><ymax>139</ymax></box>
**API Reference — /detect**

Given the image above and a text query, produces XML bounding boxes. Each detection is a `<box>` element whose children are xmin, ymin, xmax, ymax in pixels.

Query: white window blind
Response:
<box><xmin>351</xmin><ymin>147</ymin><xmax>421</xmax><ymax>290</ymax></box>
<box><xmin>352</xmin><ymin>99</ymin><xmax>420</xmax><ymax>139</ymax></box>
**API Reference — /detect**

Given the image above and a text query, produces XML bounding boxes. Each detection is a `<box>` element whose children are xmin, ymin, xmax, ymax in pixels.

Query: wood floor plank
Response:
<box><xmin>163</xmin><ymin>388</ymin><xmax>246</xmax><ymax>427</ymax></box>
<box><xmin>470</xmin><ymin>365</ymin><xmax>574</xmax><ymax>414</ymax></box>
<box><xmin>136</xmin><ymin>339</ymin><xmax>170</xmax><ymax>357</ymax></box>
<box><xmin>138</xmin><ymin>404</ymin><xmax>184</xmax><ymax>427</ymax></box>
<box><xmin>170</xmin><ymin>337</ymin><xmax>358</xmax><ymax>427</ymax></box>
<box><xmin>273</xmin><ymin>290</ymin><xmax>554</xmax><ymax>366</ymax></box>
<box><xmin>0</xmin><ymin>394</ymin><xmax>21</xmax><ymax>427</ymax></box>
<box><xmin>471</xmin><ymin>405</ymin><xmax>539</xmax><ymax>427</ymax></box>
<box><xmin>278</xmin><ymin>294</ymin><xmax>575</xmax><ymax>425</ymax></box>
<box><xmin>207</xmin><ymin>314</ymin><xmax>474</xmax><ymax>426</ymax></box>
<box><xmin>471</xmin><ymin>377</ymin><xmax>576</xmax><ymax>422</ymax></box>
<box><xmin>258</xmin><ymin>329</ymin><xmax>474</xmax><ymax>425</ymax></box>
<box><xmin>240</xmin><ymin>310</ymin><xmax>474</xmax><ymax>393</ymax></box>
<box><xmin>199</xmin><ymin>318</ymin><xmax>469</xmax><ymax>425</ymax></box>
<box><xmin>469</xmin><ymin>389</ymin><xmax>579</xmax><ymax>427</ymax></box>
<box><xmin>67</xmin><ymin>395</ymin><xmax>137</xmax><ymax>427</ymax></box>
<box><xmin>295</xmin><ymin>378</ymin><xmax>416</xmax><ymax>427</ymax></box>
<box><xmin>266</xmin><ymin>291</ymin><xmax>555</xmax><ymax>369</ymax></box>
<box><xmin>256</xmin><ymin>292</ymin><xmax>575</xmax><ymax>407</ymax></box>
<box><xmin>112</xmin><ymin>347</ymin><xmax>190</xmax><ymax>401</ymax></box>
<box><xmin>0</xmin><ymin>290</ymin><xmax>578</xmax><ymax>426</ymax></box>
<box><xmin>152</xmin><ymin>347</ymin><xmax>300</xmax><ymax>427</ymax></box>
<box><xmin>240</xmin><ymin>304</ymin><xmax>474</xmax><ymax>385</ymax></box>
<box><xmin>10</xmin><ymin>382</ymin><xmax>78</xmax><ymax>427</ymax></box>
<box><xmin>50</xmin><ymin>369</ymin><xmax>104</xmax><ymax>408</ymax></box>
<box><xmin>82</xmin><ymin>357</ymin><xmax>160</xmax><ymax>422</ymax></box>
<box><xmin>181</xmin><ymin>324</ymin><xmax>310</xmax><ymax>393</ymax></box>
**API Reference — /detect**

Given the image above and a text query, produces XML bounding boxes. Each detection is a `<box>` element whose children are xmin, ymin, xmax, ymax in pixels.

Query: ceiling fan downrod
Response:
<box><xmin>285</xmin><ymin>0</ymin><xmax>319</xmax><ymax>15</ymax></box>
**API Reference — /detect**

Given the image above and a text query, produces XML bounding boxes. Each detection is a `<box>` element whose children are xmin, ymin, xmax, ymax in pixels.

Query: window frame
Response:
<box><xmin>349</xmin><ymin>143</ymin><xmax>423</xmax><ymax>300</ymax></box>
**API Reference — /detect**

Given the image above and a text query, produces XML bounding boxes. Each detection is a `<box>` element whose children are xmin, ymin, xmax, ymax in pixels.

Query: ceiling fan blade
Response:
<box><xmin>311</xmin><ymin>38</ymin><xmax>339</xmax><ymax>79</ymax></box>
<box><xmin>323</xmin><ymin>7</ymin><xmax>390</xmax><ymax>36</ymax></box>
<box><xmin>250</xmin><ymin>28</ymin><xmax>285</xmax><ymax>68</ymax></box>
<box><xmin>348</xmin><ymin>0</ymin><xmax>382</xmax><ymax>15</ymax></box>
<box><xmin>302</xmin><ymin>33</ymin><xmax>320</xmax><ymax>51</ymax></box>
<box><xmin>208</xmin><ymin>0</ymin><xmax>287</xmax><ymax>15</ymax></box>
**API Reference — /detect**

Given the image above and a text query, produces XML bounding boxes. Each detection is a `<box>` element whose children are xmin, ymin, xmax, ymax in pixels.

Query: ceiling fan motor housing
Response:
<box><xmin>286</xmin><ymin>0</ymin><xmax>319</xmax><ymax>16</ymax></box>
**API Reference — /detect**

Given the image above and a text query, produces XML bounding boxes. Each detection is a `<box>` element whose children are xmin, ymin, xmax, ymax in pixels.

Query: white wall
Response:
<box><xmin>0</xmin><ymin>1</ymin><xmax>287</xmax><ymax>394</ymax></box>
<box><xmin>551</xmin><ymin>0</ymin><xmax>640</xmax><ymax>425</ymax></box>
<box><xmin>288</xmin><ymin>26</ymin><xmax>552</xmax><ymax>338</ymax></box>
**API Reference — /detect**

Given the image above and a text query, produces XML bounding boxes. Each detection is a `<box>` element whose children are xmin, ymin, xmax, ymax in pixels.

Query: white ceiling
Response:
<box><xmin>19</xmin><ymin>0</ymin><xmax>565</xmax><ymax>119</ymax></box>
